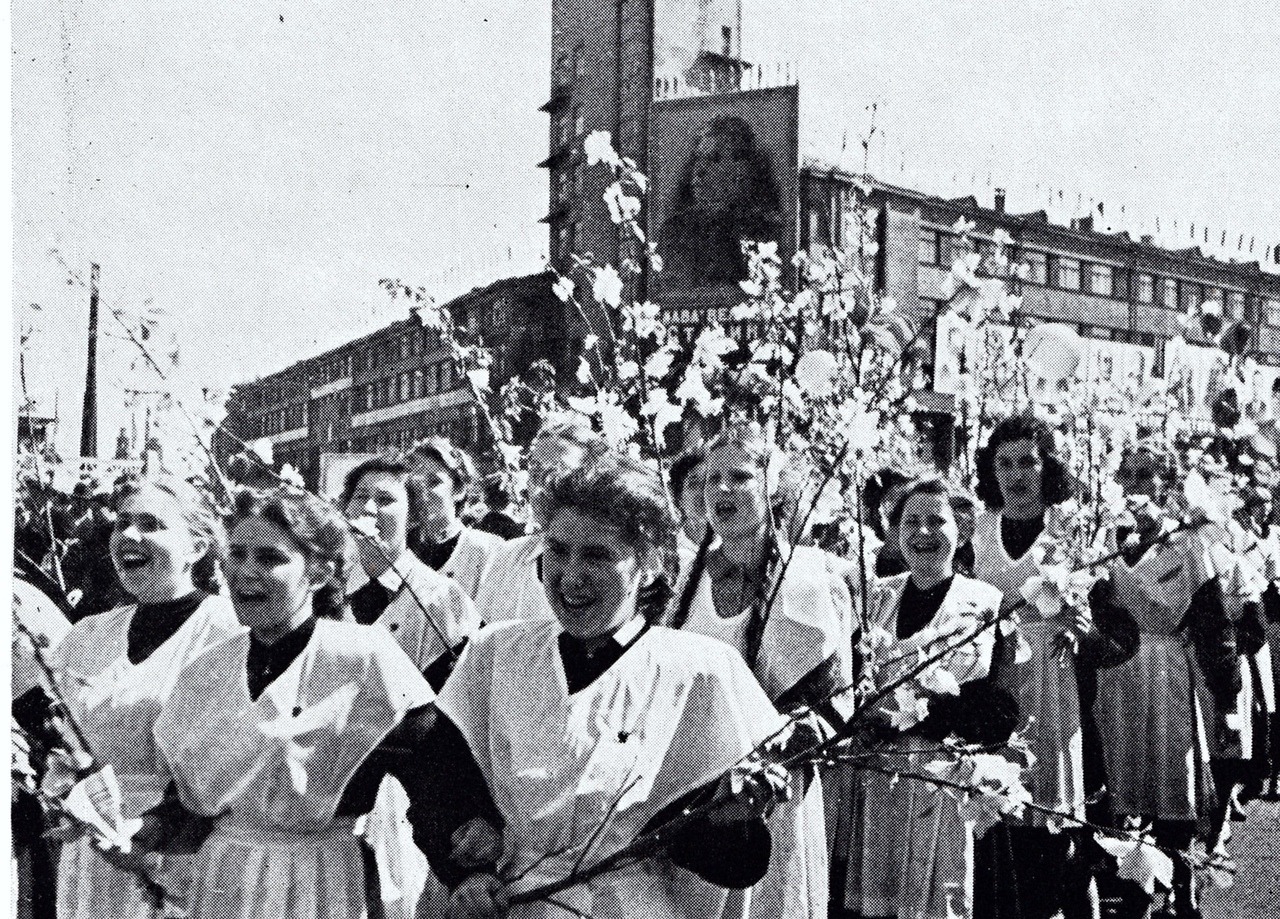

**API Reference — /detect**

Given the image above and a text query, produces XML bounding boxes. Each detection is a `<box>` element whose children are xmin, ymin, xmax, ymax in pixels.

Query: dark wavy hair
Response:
<box><xmin>532</xmin><ymin>452</ymin><xmax>678</xmax><ymax>620</ymax></box>
<box><xmin>231</xmin><ymin>488</ymin><xmax>354</xmax><ymax>619</ymax></box>
<box><xmin>340</xmin><ymin>456</ymin><xmax>429</xmax><ymax>542</ymax></box>
<box><xmin>974</xmin><ymin>415</ymin><xmax>1074</xmax><ymax>511</ymax></box>
<box><xmin>885</xmin><ymin>476</ymin><xmax>958</xmax><ymax>530</ymax></box>
<box><xmin>113</xmin><ymin>474</ymin><xmax>226</xmax><ymax>595</ymax></box>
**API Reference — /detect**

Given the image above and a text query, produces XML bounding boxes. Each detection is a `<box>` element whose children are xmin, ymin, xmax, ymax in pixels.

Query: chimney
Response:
<box><xmin>1140</xmin><ymin>234</ymin><xmax>1154</xmax><ymax>246</ymax></box>
<box><xmin>1071</xmin><ymin>216</ymin><xmax>1093</xmax><ymax>233</ymax></box>
<box><xmin>994</xmin><ymin>188</ymin><xmax>1006</xmax><ymax>213</ymax></box>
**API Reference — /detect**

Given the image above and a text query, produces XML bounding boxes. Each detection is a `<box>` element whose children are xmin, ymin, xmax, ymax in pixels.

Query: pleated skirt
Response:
<box><xmin>57</xmin><ymin>835</ymin><xmax>193</xmax><ymax>919</ymax></box>
<box><xmin>189</xmin><ymin>817</ymin><xmax>367</xmax><ymax>919</ymax></box>
<box><xmin>997</xmin><ymin>619</ymin><xmax>1084</xmax><ymax>826</ymax></box>
<box><xmin>1095</xmin><ymin>633</ymin><xmax>1214</xmax><ymax>821</ymax></box>
<box><xmin>828</xmin><ymin>745</ymin><xmax>974</xmax><ymax>919</ymax></box>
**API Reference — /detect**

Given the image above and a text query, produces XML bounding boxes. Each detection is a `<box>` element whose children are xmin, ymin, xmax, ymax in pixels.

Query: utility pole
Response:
<box><xmin>80</xmin><ymin>263</ymin><xmax>100</xmax><ymax>457</ymax></box>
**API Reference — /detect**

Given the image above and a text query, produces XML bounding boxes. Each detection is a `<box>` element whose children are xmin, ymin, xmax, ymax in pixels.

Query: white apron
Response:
<box><xmin>973</xmin><ymin>510</ymin><xmax>1084</xmax><ymax>825</ymax></box>
<box><xmin>437</xmin><ymin>620</ymin><xmax>797</xmax><ymax>919</ymax></box>
<box><xmin>53</xmin><ymin>596</ymin><xmax>239</xmax><ymax>919</ymax></box>
<box><xmin>834</xmin><ymin>574</ymin><xmax>1001</xmax><ymax>919</ymax></box>
<box><xmin>363</xmin><ymin>554</ymin><xmax>480</xmax><ymax>919</ymax></box>
<box><xmin>473</xmin><ymin>534</ymin><xmax>555</xmax><ymax>624</ymax></box>
<box><xmin>438</xmin><ymin>527</ymin><xmax>504</xmax><ymax>602</ymax></box>
<box><xmin>153</xmin><ymin>619</ymin><xmax>434</xmax><ymax>919</ymax></box>
<box><xmin>669</xmin><ymin>544</ymin><xmax>851</xmax><ymax>919</ymax></box>
<box><xmin>1097</xmin><ymin>530</ymin><xmax>1218</xmax><ymax>821</ymax></box>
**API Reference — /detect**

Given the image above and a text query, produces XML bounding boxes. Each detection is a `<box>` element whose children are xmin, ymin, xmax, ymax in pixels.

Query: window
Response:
<box><xmin>918</xmin><ymin>229</ymin><xmax>942</xmax><ymax>265</ymax></box>
<box><xmin>572</xmin><ymin>105</ymin><xmax>584</xmax><ymax>137</ymax></box>
<box><xmin>1052</xmin><ymin>256</ymin><xmax>1080</xmax><ymax>290</ymax></box>
<box><xmin>412</xmin><ymin>369</ymin><xmax>424</xmax><ymax>399</ymax></box>
<box><xmin>1227</xmin><ymin>290</ymin><xmax>1246</xmax><ymax>319</ymax></box>
<box><xmin>1136</xmin><ymin>273</ymin><xmax>1154</xmax><ymax>303</ymax></box>
<box><xmin>1161</xmin><ymin>278</ymin><xmax>1178</xmax><ymax>309</ymax></box>
<box><xmin>557</xmin><ymin>111</ymin><xmax>571</xmax><ymax>148</ymax></box>
<box><xmin>1205</xmin><ymin>287</ymin><xmax>1224</xmax><ymax>309</ymax></box>
<box><xmin>722</xmin><ymin>26</ymin><xmax>732</xmax><ymax>55</ymax></box>
<box><xmin>1087</xmin><ymin>263</ymin><xmax>1113</xmax><ymax>297</ymax></box>
<box><xmin>557</xmin><ymin>169</ymin><xmax>570</xmax><ymax>202</ymax></box>
<box><xmin>1180</xmin><ymin>281</ymin><xmax>1201</xmax><ymax>314</ymax></box>
<box><xmin>1267</xmin><ymin>299</ymin><xmax>1280</xmax><ymax>327</ymax></box>
<box><xmin>1022</xmin><ymin>251</ymin><xmax>1048</xmax><ymax>285</ymax></box>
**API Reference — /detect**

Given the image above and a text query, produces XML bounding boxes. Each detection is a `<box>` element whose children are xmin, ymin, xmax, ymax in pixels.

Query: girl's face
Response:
<box><xmin>994</xmin><ymin>439</ymin><xmax>1045</xmax><ymax>515</ymax></box>
<box><xmin>1116</xmin><ymin>452</ymin><xmax>1168</xmax><ymax>503</ymax></box>
<box><xmin>704</xmin><ymin>445</ymin><xmax>770</xmax><ymax>541</ymax></box>
<box><xmin>226</xmin><ymin>515</ymin><xmax>319</xmax><ymax>637</ymax></box>
<box><xmin>678</xmin><ymin>463</ymin><xmax>708</xmax><ymax>542</ymax></box>
<box><xmin>541</xmin><ymin>508</ymin><xmax>650</xmax><ymax>640</ymax></box>
<box><xmin>110</xmin><ymin>486</ymin><xmax>206</xmax><ymax>605</ymax></box>
<box><xmin>415</xmin><ymin>456</ymin><xmax>459</xmax><ymax>526</ymax></box>
<box><xmin>898</xmin><ymin>492</ymin><xmax>958</xmax><ymax>581</ymax></box>
<box><xmin>345</xmin><ymin>471</ymin><xmax>411</xmax><ymax>560</ymax></box>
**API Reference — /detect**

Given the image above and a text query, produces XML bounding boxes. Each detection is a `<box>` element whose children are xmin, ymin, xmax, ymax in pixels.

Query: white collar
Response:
<box><xmin>560</xmin><ymin>613</ymin><xmax>647</xmax><ymax>649</ymax></box>
<box><xmin>374</xmin><ymin>551</ymin><xmax>418</xmax><ymax>593</ymax></box>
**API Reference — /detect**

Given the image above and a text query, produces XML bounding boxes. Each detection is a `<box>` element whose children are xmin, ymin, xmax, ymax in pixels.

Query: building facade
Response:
<box><xmin>220</xmin><ymin>272</ymin><xmax>564</xmax><ymax>488</ymax></box>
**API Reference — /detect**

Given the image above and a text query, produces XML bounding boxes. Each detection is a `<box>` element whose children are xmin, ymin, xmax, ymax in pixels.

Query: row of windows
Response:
<box><xmin>258</xmin><ymin>403</ymin><xmax>307</xmax><ymax>437</ymax></box>
<box><xmin>355</xmin><ymin>362</ymin><xmax>459</xmax><ymax>413</ymax></box>
<box><xmin>352</xmin><ymin>414</ymin><xmax>475</xmax><ymax>453</ymax></box>
<box><xmin>920</xmin><ymin>228</ymin><xmax>1280</xmax><ymax>320</ymax></box>
<box><xmin>312</xmin><ymin>354</ymin><xmax>353</xmax><ymax>386</ymax></box>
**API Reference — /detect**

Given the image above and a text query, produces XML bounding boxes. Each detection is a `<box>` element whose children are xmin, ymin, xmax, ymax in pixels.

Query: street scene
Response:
<box><xmin>11</xmin><ymin>2</ymin><xmax>1280</xmax><ymax>919</ymax></box>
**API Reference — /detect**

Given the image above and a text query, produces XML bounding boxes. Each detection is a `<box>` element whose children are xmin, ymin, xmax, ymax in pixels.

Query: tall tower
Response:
<box><xmin>80</xmin><ymin>262</ymin><xmax>100</xmax><ymax>458</ymax></box>
<box><xmin>542</xmin><ymin>0</ymin><xmax>745</xmax><ymax>274</ymax></box>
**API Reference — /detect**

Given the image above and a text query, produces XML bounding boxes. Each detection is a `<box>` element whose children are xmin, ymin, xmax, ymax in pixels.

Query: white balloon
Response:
<box><xmin>1024</xmin><ymin>323</ymin><xmax>1082</xmax><ymax>383</ymax></box>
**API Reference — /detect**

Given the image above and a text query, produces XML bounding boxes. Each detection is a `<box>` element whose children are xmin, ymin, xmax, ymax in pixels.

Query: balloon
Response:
<box><xmin>794</xmin><ymin>349</ymin><xmax>838</xmax><ymax>398</ymax></box>
<box><xmin>1023</xmin><ymin>323</ymin><xmax>1082</xmax><ymax>384</ymax></box>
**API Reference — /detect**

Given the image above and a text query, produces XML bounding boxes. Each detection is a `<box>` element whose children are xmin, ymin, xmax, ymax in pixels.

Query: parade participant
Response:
<box><xmin>869</xmin><ymin>471</ymin><xmax>911</xmax><ymax>578</ymax></box>
<box><xmin>342</xmin><ymin>455</ymin><xmax>479</xmax><ymax>682</ymax></box>
<box><xmin>837</xmin><ymin>477</ymin><xmax>1011</xmax><ymax>919</ymax></box>
<box><xmin>341</xmin><ymin>456</ymin><xmax>481</xmax><ymax>919</ymax></box>
<box><xmin>971</xmin><ymin>415</ymin><xmax>1096</xmax><ymax>919</ymax></box>
<box><xmin>666</xmin><ymin>421</ymin><xmax>851</xmax><ymax>919</ymax></box>
<box><xmin>405</xmin><ymin>438</ymin><xmax>504</xmax><ymax>601</ymax></box>
<box><xmin>1095</xmin><ymin>444</ymin><xmax>1239</xmax><ymax>918</ymax></box>
<box><xmin>47</xmin><ymin>474</ymin><xmax>238</xmax><ymax>919</ymax></box>
<box><xmin>409</xmin><ymin>451</ymin><xmax>801</xmax><ymax>919</ymax></box>
<box><xmin>473</xmin><ymin>419</ymin><xmax>608</xmax><ymax>623</ymax></box>
<box><xmin>151</xmin><ymin>487</ymin><xmax>436</xmax><ymax>919</ymax></box>
<box><xmin>669</xmin><ymin>447</ymin><xmax>710</xmax><ymax>562</ymax></box>
<box><xmin>474</xmin><ymin>475</ymin><xmax>524</xmax><ymax>541</ymax></box>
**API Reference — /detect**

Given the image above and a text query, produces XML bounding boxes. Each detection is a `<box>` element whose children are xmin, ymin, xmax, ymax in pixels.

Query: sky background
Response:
<box><xmin>11</xmin><ymin>0</ymin><xmax>1280</xmax><ymax>458</ymax></box>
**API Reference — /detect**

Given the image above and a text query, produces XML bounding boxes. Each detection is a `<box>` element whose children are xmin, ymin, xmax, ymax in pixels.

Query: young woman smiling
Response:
<box><xmin>405</xmin><ymin>438</ymin><xmax>504</xmax><ymax>601</ymax></box>
<box><xmin>409</xmin><ymin>451</ymin><xmax>804</xmax><ymax>919</ymax></box>
<box><xmin>834</xmin><ymin>478</ymin><xmax>1010</xmax><ymax>919</ymax></box>
<box><xmin>666</xmin><ymin>422</ymin><xmax>855</xmax><ymax>919</ymax></box>
<box><xmin>341</xmin><ymin>455</ymin><xmax>480</xmax><ymax>919</ymax></box>
<box><xmin>150</xmin><ymin>488</ymin><xmax>435</xmax><ymax>919</ymax></box>
<box><xmin>49</xmin><ymin>475</ymin><xmax>238</xmax><ymax>919</ymax></box>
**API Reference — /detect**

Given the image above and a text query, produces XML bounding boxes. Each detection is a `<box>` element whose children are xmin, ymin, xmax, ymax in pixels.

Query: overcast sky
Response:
<box><xmin>12</xmin><ymin>0</ymin><xmax>1279</xmax><ymax>457</ymax></box>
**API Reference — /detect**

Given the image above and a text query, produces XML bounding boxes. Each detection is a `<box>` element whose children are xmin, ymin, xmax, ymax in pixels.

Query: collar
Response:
<box><xmin>559</xmin><ymin>613</ymin><xmax>647</xmax><ymax>653</ymax></box>
<box><xmin>374</xmin><ymin>551</ymin><xmax>417</xmax><ymax>593</ymax></box>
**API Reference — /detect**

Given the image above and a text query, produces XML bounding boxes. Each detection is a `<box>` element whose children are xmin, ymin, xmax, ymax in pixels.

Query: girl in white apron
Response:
<box><xmin>971</xmin><ymin>416</ymin><xmax>1095</xmax><ymax>919</ymax></box>
<box><xmin>152</xmin><ymin>487</ymin><xmax>435</xmax><ymax>919</ymax></box>
<box><xmin>665</xmin><ymin>423</ymin><xmax>848</xmax><ymax>919</ymax></box>
<box><xmin>342</xmin><ymin>456</ymin><xmax>482</xmax><ymax>918</ymax></box>
<box><xmin>839</xmin><ymin>477</ymin><xmax>1009</xmax><ymax>919</ymax></box>
<box><xmin>408</xmin><ymin>451</ymin><xmax>802</xmax><ymax>919</ymax></box>
<box><xmin>472</xmin><ymin>421</ymin><xmax>608</xmax><ymax>626</ymax></box>
<box><xmin>405</xmin><ymin>438</ymin><xmax>504</xmax><ymax>602</ymax></box>
<box><xmin>50</xmin><ymin>474</ymin><xmax>239</xmax><ymax>919</ymax></box>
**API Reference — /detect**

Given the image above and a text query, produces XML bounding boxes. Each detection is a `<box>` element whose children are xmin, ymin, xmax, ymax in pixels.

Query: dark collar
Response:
<box><xmin>127</xmin><ymin>590</ymin><xmax>206</xmax><ymax>665</ymax></box>
<box><xmin>247</xmin><ymin>616</ymin><xmax>317</xmax><ymax>702</ymax></box>
<box><xmin>557</xmin><ymin>616</ymin><xmax>649</xmax><ymax>694</ymax></box>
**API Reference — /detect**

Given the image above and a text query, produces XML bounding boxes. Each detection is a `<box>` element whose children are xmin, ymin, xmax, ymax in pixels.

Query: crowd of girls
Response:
<box><xmin>13</xmin><ymin>412</ymin><xmax>1279</xmax><ymax>919</ymax></box>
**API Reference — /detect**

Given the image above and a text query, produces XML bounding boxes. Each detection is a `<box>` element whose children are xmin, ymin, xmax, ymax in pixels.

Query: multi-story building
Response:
<box><xmin>220</xmin><ymin>272</ymin><xmax>564</xmax><ymax>489</ymax></box>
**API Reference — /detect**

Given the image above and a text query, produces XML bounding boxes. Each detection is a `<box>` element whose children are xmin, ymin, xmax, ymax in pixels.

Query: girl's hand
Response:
<box><xmin>448</xmin><ymin>872</ymin><xmax>507</xmax><ymax>919</ymax></box>
<box><xmin>708</xmin><ymin>760</ymin><xmax>790</xmax><ymax>825</ymax></box>
<box><xmin>450</xmin><ymin>818</ymin><xmax>503</xmax><ymax>870</ymax></box>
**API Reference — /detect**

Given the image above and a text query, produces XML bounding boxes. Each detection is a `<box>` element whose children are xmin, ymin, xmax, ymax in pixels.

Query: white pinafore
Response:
<box><xmin>973</xmin><ymin>509</ymin><xmax>1085</xmax><ymax>825</ymax></box>
<box><xmin>153</xmin><ymin>619</ymin><xmax>434</xmax><ymax>919</ymax></box>
<box><xmin>53</xmin><ymin>596</ymin><xmax>239</xmax><ymax>919</ymax></box>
